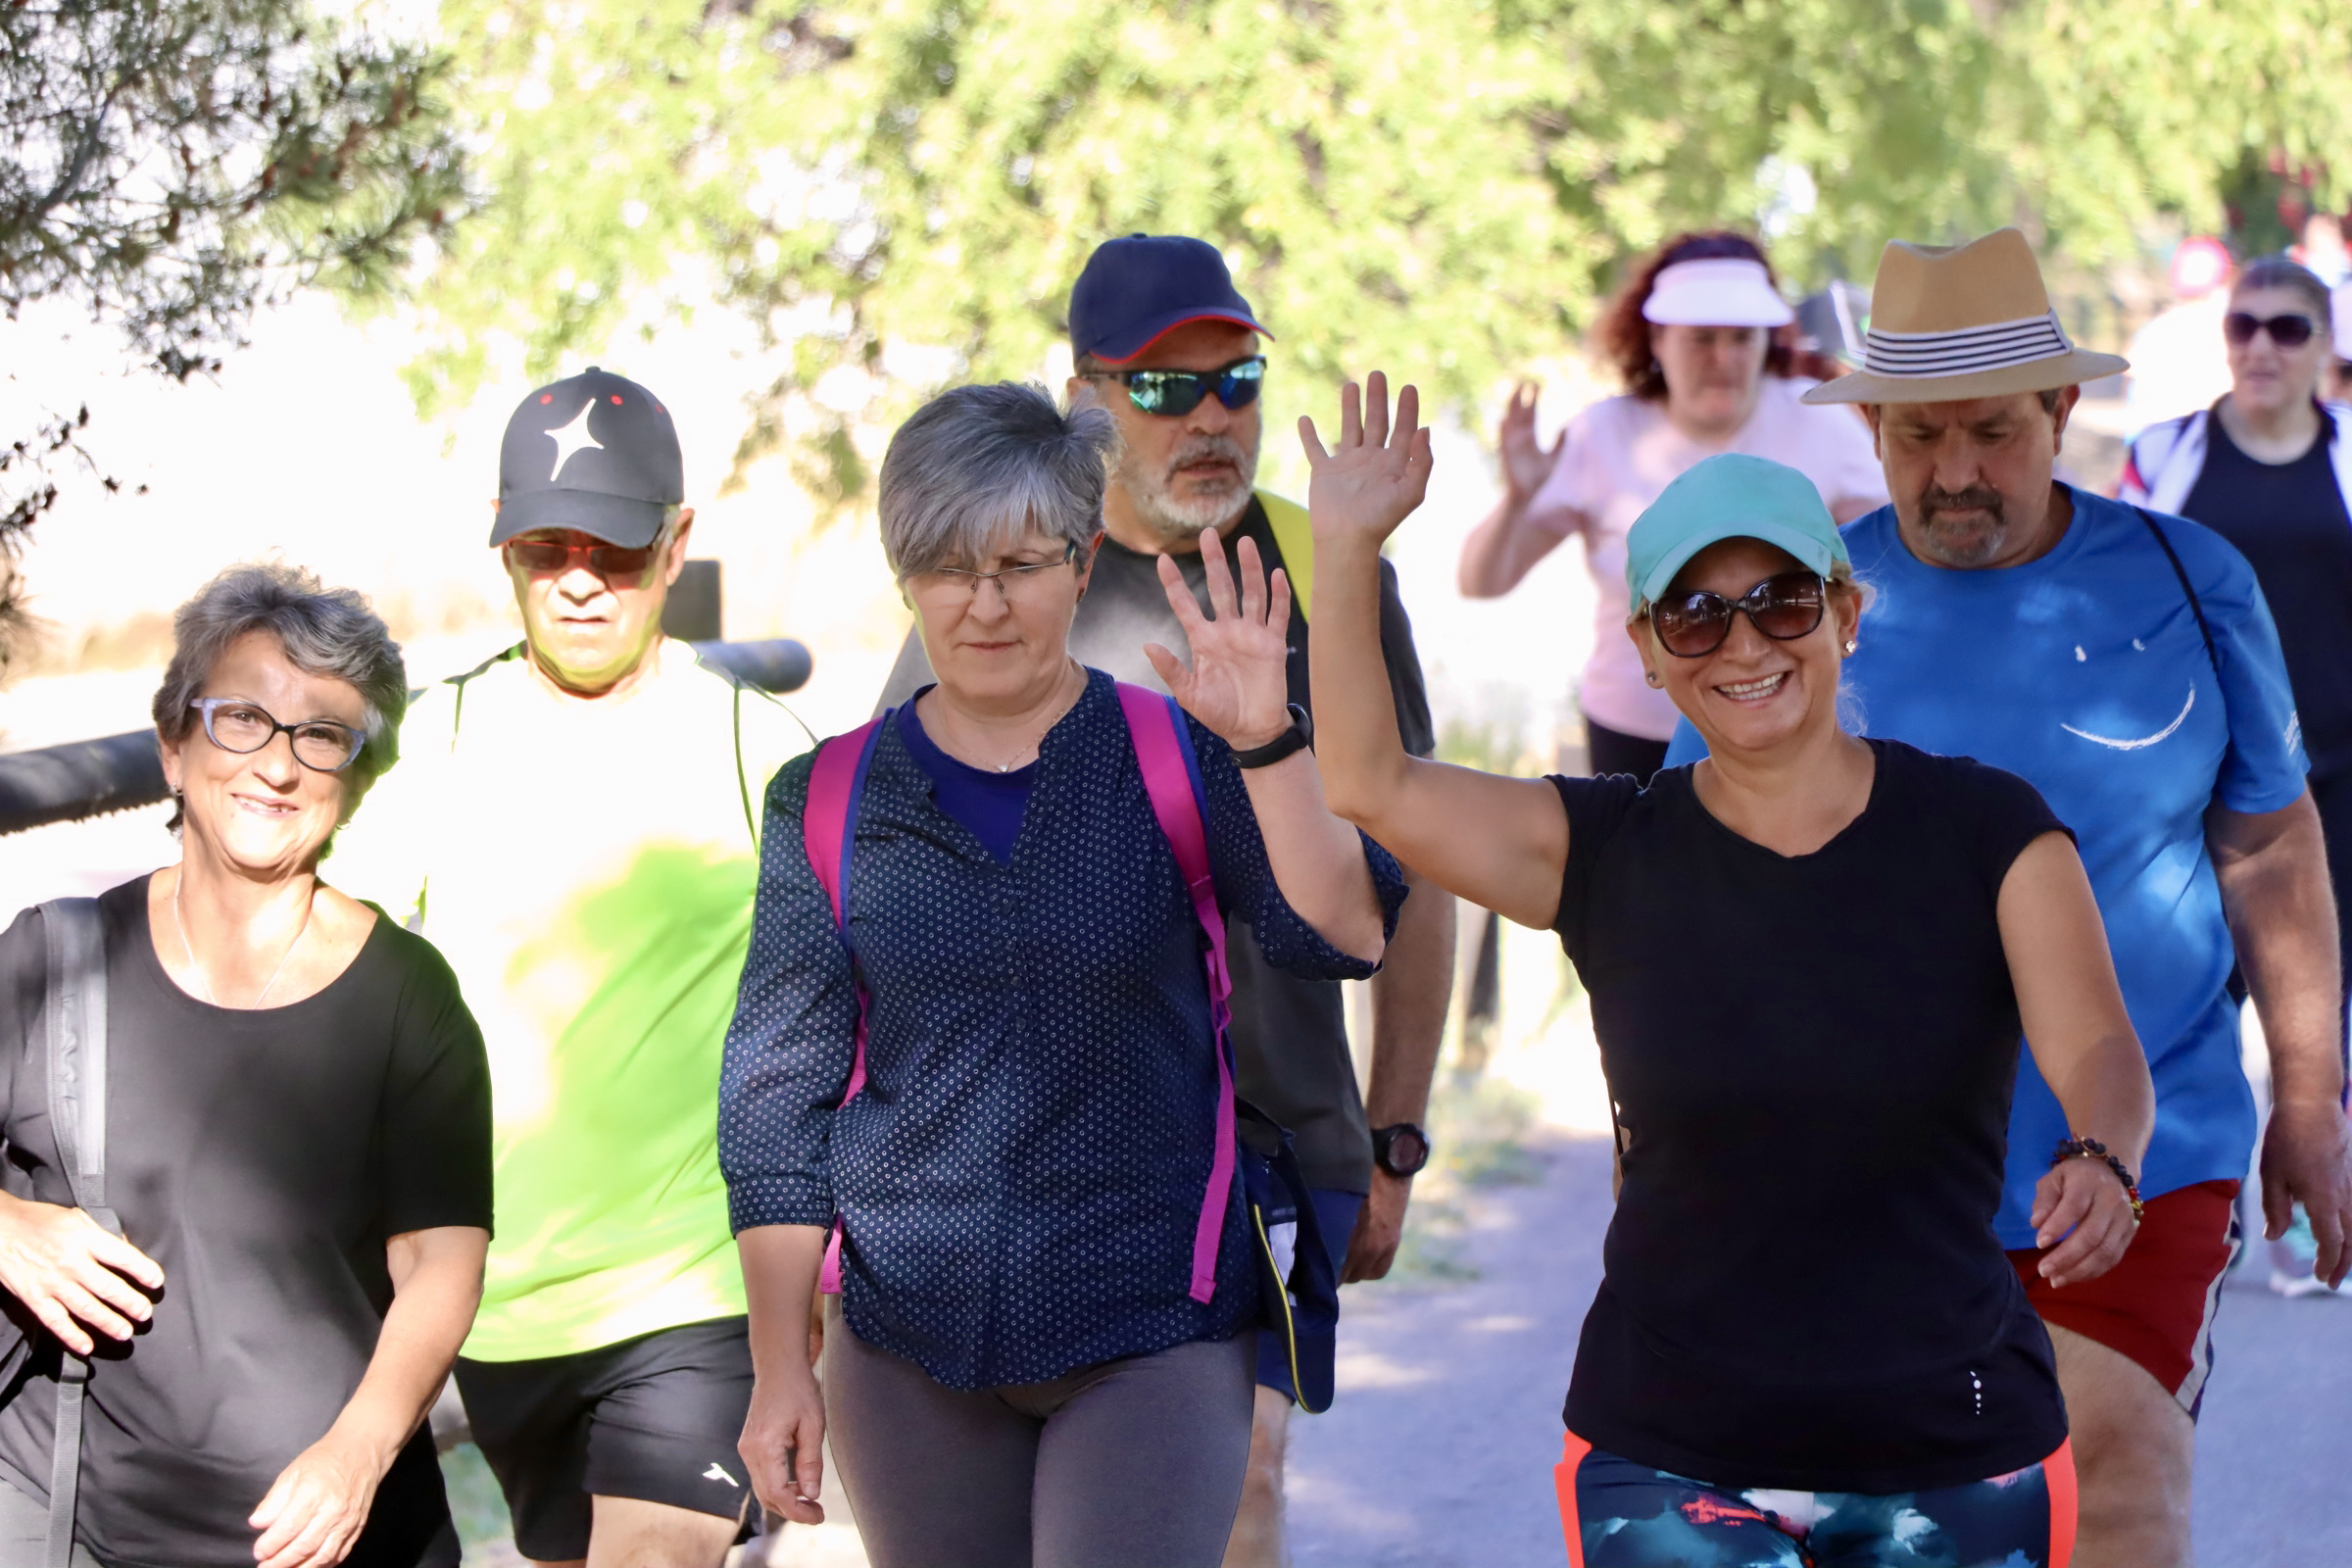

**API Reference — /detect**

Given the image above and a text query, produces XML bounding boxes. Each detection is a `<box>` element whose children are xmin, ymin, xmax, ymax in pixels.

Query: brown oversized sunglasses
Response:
<box><xmin>504</xmin><ymin>534</ymin><xmax>664</xmax><ymax>578</ymax></box>
<box><xmin>1649</xmin><ymin>570</ymin><xmax>1827</xmax><ymax>658</ymax></box>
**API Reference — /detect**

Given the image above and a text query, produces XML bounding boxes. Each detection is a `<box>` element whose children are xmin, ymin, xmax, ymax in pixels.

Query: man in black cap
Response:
<box><xmin>874</xmin><ymin>235</ymin><xmax>1457</xmax><ymax>1566</ymax></box>
<box><xmin>334</xmin><ymin>368</ymin><xmax>808</xmax><ymax>1567</ymax></box>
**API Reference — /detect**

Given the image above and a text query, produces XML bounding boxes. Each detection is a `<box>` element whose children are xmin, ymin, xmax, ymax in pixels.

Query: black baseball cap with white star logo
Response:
<box><xmin>493</xmin><ymin>367</ymin><xmax>684</xmax><ymax>548</ymax></box>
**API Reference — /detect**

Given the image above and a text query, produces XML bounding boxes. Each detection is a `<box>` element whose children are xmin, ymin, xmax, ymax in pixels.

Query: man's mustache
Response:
<box><xmin>1919</xmin><ymin>486</ymin><xmax>2005</xmax><ymax>520</ymax></box>
<box><xmin>1164</xmin><ymin>436</ymin><xmax>1250</xmax><ymax>478</ymax></box>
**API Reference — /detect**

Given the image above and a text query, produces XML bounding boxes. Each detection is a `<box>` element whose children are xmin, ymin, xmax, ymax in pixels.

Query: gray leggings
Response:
<box><xmin>820</xmin><ymin>1300</ymin><xmax>1255</xmax><ymax>1568</ymax></box>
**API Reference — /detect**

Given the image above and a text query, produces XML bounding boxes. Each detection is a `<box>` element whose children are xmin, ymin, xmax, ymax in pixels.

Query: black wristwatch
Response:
<box><xmin>1372</xmin><ymin>1122</ymin><xmax>1431</xmax><ymax>1179</ymax></box>
<box><xmin>1230</xmin><ymin>704</ymin><xmax>1313</xmax><ymax>769</ymax></box>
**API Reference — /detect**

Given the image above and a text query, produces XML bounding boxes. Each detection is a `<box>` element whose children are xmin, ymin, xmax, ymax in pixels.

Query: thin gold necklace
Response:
<box><xmin>173</xmin><ymin>875</ymin><xmax>313</xmax><ymax>1008</ymax></box>
<box><xmin>955</xmin><ymin>664</ymin><xmax>1082</xmax><ymax>772</ymax></box>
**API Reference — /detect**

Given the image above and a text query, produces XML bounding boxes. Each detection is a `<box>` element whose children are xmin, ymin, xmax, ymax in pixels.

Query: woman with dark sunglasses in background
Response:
<box><xmin>1310</xmin><ymin>379</ymin><xmax>2155</xmax><ymax>1566</ymax></box>
<box><xmin>0</xmin><ymin>564</ymin><xmax>492</xmax><ymax>1567</ymax></box>
<box><xmin>2122</xmin><ymin>255</ymin><xmax>2352</xmax><ymax>1298</ymax></box>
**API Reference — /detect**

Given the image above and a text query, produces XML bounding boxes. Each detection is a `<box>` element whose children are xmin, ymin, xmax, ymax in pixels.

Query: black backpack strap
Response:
<box><xmin>2133</xmin><ymin>508</ymin><xmax>2220</xmax><ymax>677</ymax></box>
<box><xmin>36</xmin><ymin>898</ymin><xmax>112</xmax><ymax>1565</ymax></box>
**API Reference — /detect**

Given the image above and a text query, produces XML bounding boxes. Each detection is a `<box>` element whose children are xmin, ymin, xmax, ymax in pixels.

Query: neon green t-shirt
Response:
<box><xmin>330</xmin><ymin>640</ymin><xmax>809</xmax><ymax>1359</ymax></box>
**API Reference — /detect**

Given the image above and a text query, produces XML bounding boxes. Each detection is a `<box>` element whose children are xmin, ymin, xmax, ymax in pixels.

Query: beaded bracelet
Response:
<box><xmin>2051</xmin><ymin>1137</ymin><xmax>2145</xmax><ymax>1223</ymax></box>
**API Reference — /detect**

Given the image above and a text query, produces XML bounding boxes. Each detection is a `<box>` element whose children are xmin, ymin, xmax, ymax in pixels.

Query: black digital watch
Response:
<box><xmin>1372</xmin><ymin>1122</ymin><xmax>1431</xmax><ymax>1179</ymax></box>
<box><xmin>1230</xmin><ymin>704</ymin><xmax>1313</xmax><ymax>769</ymax></box>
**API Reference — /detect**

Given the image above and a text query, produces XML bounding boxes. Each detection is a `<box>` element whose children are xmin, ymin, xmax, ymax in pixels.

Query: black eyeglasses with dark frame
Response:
<box><xmin>188</xmin><ymin>699</ymin><xmax>367</xmax><ymax>772</ymax></box>
<box><xmin>1082</xmin><ymin>356</ymin><xmax>1266</xmax><ymax>417</ymax></box>
<box><xmin>1646</xmin><ymin>570</ymin><xmax>1829</xmax><ymax>659</ymax></box>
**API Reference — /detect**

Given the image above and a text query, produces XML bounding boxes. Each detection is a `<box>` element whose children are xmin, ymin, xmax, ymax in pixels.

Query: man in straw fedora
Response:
<box><xmin>1668</xmin><ymin>227</ymin><xmax>2348</xmax><ymax>1566</ymax></box>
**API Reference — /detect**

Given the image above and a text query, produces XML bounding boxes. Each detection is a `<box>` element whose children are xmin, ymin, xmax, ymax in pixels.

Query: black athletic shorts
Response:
<box><xmin>455</xmin><ymin>1316</ymin><xmax>757</xmax><ymax>1561</ymax></box>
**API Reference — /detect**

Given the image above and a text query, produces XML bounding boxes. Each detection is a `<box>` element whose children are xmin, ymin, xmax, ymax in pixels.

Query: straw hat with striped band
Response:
<box><xmin>1802</xmin><ymin>228</ymin><xmax>2127</xmax><ymax>405</ymax></box>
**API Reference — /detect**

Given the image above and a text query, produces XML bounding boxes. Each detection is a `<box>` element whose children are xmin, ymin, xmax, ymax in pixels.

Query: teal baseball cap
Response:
<box><xmin>1624</xmin><ymin>453</ymin><xmax>1849</xmax><ymax>612</ymax></box>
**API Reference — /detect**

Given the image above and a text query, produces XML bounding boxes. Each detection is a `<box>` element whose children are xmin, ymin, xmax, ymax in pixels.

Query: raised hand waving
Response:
<box><xmin>1299</xmin><ymin>370</ymin><xmax>1436</xmax><ymax>549</ymax></box>
<box><xmin>1144</xmin><ymin>530</ymin><xmax>1295</xmax><ymax>751</ymax></box>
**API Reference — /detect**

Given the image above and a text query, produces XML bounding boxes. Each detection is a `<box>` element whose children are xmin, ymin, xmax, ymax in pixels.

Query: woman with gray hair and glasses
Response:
<box><xmin>724</xmin><ymin>382</ymin><xmax>1403</xmax><ymax>1566</ymax></box>
<box><xmin>0</xmin><ymin>564</ymin><xmax>492</xmax><ymax>1568</ymax></box>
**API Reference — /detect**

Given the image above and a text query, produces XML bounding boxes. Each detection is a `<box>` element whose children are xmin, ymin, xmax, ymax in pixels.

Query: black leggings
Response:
<box><xmin>1586</xmin><ymin>719</ymin><xmax>1671</xmax><ymax>784</ymax></box>
<box><xmin>820</xmin><ymin>1301</ymin><xmax>1255</xmax><ymax>1568</ymax></box>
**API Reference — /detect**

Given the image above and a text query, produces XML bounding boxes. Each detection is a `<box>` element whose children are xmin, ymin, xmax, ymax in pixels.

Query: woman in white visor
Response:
<box><xmin>1459</xmin><ymin>231</ymin><xmax>1887</xmax><ymax>782</ymax></box>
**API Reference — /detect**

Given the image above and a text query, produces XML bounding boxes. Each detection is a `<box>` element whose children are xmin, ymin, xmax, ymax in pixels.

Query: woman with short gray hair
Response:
<box><xmin>725</xmin><ymin>382</ymin><xmax>1404</xmax><ymax>1566</ymax></box>
<box><xmin>0</xmin><ymin>563</ymin><xmax>493</xmax><ymax>1566</ymax></box>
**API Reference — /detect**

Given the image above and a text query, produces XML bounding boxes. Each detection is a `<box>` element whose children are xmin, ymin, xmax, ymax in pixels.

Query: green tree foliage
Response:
<box><xmin>0</xmin><ymin>0</ymin><xmax>467</xmax><ymax>658</ymax></box>
<box><xmin>410</xmin><ymin>0</ymin><xmax>2352</xmax><ymax>507</ymax></box>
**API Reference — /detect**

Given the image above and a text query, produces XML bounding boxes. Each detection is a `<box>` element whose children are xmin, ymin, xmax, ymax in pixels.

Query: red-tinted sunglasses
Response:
<box><xmin>504</xmin><ymin>535</ymin><xmax>664</xmax><ymax>578</ymax></box>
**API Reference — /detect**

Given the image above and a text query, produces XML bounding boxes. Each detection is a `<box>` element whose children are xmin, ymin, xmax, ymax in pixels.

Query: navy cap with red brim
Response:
<box><xmin>1070</xmin><ymin>234</ymin><xmax>1275</xmax><ymax>363</ymax></box>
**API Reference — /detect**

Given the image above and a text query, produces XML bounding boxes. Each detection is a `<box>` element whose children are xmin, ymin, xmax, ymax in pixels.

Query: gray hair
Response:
<box><xmin>152</xmin><ymin>563</ymin><xmax>409</xmax><ymax>827</ymax></box>
<box><xmin>878</xmin><ymin>382</ymin><xmax>1117</xmax><ymax>578</ymax></box>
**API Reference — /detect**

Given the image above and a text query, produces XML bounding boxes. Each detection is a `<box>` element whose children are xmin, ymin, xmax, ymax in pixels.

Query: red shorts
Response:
<box><xmin>2008</xmin><ymin>1177</ymin><xmax>2240</xmax><ymax>1416</ymax></box>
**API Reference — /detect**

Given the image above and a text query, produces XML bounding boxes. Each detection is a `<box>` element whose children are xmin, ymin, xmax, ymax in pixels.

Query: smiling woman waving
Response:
<box><xmin>1308</xmin><ymin>376</ymin><xmax>2153</xmax><ymax>1568</ymax></box>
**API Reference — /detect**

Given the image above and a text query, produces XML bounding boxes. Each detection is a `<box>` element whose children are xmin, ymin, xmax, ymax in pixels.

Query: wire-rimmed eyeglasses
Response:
<box><xmin>903</xmin><ymin>541</ymin><xmax>1079</xmax><ymax>604</ymax></box>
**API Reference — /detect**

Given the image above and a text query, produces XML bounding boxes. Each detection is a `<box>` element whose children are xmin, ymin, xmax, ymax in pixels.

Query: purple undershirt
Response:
<box><xmin>896</xmin><ymin>696</ymin><xmax>1036</xmax><ymax>865</ymax></box>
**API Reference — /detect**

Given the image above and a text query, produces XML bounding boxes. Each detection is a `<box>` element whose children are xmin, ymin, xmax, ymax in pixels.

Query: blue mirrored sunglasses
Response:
<box><xmin>1090</xmin><ymin>356</ymin><xmax>1265</xmax><ymax>416</ymax></box>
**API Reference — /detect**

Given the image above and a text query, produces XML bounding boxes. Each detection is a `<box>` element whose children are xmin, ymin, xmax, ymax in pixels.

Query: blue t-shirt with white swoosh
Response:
<box><xmin>1667</xmin><ymin>488</ymin><xmax>2308</xmax><ymax>1245</ymax></box>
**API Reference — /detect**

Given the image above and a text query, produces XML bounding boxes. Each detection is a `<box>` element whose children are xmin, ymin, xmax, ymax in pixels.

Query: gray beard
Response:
<box><xmin>1119</xmin><ymin>434</ymin><xmax>1259</xmax><ymax>548</ymax></box>
<box><xmin>1909</xmin><ymin>489</ymin><xmax>2010</xmax><ymax>568</ymax></box>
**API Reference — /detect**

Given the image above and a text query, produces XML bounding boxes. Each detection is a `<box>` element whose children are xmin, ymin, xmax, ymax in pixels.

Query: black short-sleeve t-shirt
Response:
<box><xmin>2180</xmin><ymin>406</ymin><xmax>2352</xmax><ymax>777</ymax></box>
<box><xmin>1551</xmin><ymin>739</ymin><xmax>2072</xmax><ymax>1494</ymax></box>
<box><xmin>0</xmin><ymin>877</ymin><xmax>494</xmax><ymax>1567</ymax></box>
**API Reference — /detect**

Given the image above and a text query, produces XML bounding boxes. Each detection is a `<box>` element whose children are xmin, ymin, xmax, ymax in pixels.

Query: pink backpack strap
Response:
<box><xmin>802</xmin><ymin>715</ymin><xmax>888</xmax><ymax>1294</ymax></box>
<box><xmin>1116</xmin><ymin>683</ymin><xmax>1237</xmax><ymax>1306</ymax></box>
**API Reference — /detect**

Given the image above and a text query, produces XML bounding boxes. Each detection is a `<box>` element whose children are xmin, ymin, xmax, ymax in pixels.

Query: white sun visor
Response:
<box><xmin>1642</xmin><ymin>258</ymin><xmax>1796</xmax><ymax>328</ymax></box>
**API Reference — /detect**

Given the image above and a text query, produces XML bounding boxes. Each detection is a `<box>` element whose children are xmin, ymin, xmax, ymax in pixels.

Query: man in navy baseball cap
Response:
<box><xmin>1068</xmin><ymin>232</ymin><xmax>1274</xmax><ymax>365</ymax></box>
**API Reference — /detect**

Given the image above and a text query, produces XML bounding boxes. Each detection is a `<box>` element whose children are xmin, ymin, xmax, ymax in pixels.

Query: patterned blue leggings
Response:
<box><xmin>1554</xmin><ymin>1434</ymin><xmax>2077</xmax><ymax>1568</ymax></box>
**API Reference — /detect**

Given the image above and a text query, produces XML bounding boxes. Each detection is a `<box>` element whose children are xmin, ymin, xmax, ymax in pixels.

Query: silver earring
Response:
<box><xmin>1842</xmin><ymin>640</ymin><xmax>1857</xmax><ymax>655</ymax></box>
<box><xmin>1644</xmin><ymin>671</ymin><xmax>1662</xmax><ymax>687</ymax></box>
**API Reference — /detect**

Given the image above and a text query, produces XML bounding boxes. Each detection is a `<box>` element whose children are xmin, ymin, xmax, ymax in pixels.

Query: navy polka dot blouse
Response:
<box><xmin>720</xmin><ymin>669</ymin><xmax>1406</xmax><ymax>1391</ymax></box>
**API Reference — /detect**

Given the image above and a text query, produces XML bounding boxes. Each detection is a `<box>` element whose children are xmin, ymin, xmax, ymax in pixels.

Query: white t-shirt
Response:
<box><xmin>1525</xmin><ymin>378</ymin><xmax>1887</xmax><ymax>741</ymax></box>
<box><xmin>328</xmin><ymin>639</ymin><xmax>810</xmax><ymax>1359</ymax></box>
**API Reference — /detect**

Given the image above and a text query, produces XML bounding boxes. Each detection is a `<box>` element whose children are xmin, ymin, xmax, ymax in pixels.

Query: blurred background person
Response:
<box><xmin>2330</xmin><ymin>281</ymin><xmax>2352</xmax><ymax>405</ymax></box>
<box><xmin>0</xmin><ymin>564</ymin><xmax>492</xmax><ymax>1567</ymax></box>
<box><xmin>2124</xmin><ymin>237</ymin><xmax>2237</xmax><ymax>433</ymax></box>
<box><xmin>1456</xmin><ymin>230</ymin><xmax>1886</xmax><ymax>783</ymax></box>
<box><xmin>2291</xmin><ymin>211</ymin><xmax>2350</xmax><ymax>288</ymax></box>
<box><xmin>728</xmin><ymin>382</ymin><xmax>1401</xmax><ymax>1568</ymax></box>
<box><xmin>2121</xmin><ymin>258</ymin><xmax>2352</xmax><ymax>1297</ymax></box>
<box><xmin>331</xmin><ymin>370</ymin><xmax>808</xmax><ymax>1567</ymax></box>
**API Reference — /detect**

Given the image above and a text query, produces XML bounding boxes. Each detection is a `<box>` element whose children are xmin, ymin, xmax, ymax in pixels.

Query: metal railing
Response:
<box><xmin>1</xmin><ymin>636</ymin><xmax>811</xmax><ymax>836</ymax></box>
